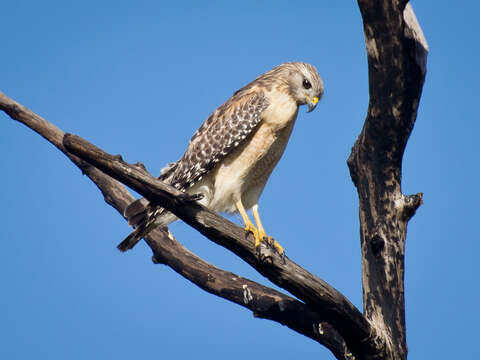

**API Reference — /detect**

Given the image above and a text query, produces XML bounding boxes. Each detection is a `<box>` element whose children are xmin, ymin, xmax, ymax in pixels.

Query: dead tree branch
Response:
<box><xmin>0</xmin><ymin>90</ymin><xmax>354</xmax><ymax>359</ymax></box>
<box><xmin>348</xmin><ymin>2</ymin><xmax>428</xmax><ymax>359</ymax></box>
<box><xmin>62</xmin><ymin>133</ymin><xmax>379</xmax><ymax>359</ymax></box>
<box><xmin>147</xmin><ymin>227</ymin><xmax>354</xmax><ymax>360</ymax></box>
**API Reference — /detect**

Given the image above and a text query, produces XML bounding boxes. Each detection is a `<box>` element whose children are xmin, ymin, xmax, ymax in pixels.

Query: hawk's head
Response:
<box><xmin>262</xmin><ymin>62</ymin><xmax>324</xmax><ymax>113</ymax></box>
<box><xmin>283</xmin><ymin>62</ymin><xmax>324</xmax><ymax>113</ymax></box>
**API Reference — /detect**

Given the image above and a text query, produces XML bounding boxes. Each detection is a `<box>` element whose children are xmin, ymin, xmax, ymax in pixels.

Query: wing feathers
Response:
<box><xmin>119</xmin><ymin>89</ymin><xmax>270</xmax><ymax>252</ymax></box>
<box><xmin>171</xmin><ymin>91</ymin><xmax>269</xmax><ymax>190</ymax></box>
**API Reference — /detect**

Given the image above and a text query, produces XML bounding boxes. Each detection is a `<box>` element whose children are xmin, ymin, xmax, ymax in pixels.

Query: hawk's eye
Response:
<box><xmin>302</xmin><ymin>79</ymin><xmax>312</xmax><ymax>89</ymax></box>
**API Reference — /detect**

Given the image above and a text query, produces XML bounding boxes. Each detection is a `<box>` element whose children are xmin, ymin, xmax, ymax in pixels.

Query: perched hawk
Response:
<box><xmin>118</xmin><ymin>62</ymin><xmax>324</xmax><ymax>255</ymax></box>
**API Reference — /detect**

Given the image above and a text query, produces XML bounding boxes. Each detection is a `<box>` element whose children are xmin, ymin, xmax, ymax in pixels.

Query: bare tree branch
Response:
<box><xmin>348</xmin><ymin>1</ymin><xmax>428</xmax><ymax>358</ymax></box>
<box><xmin>147</xmin><ymin>227</ymin><xmax>354</xmax><ymax>360</ymax></box>
<box><xmin>0</xmin><ymin>90</ymin><xmax>353</xmax><ymax>360</ymax></box>
<box><xmin>63</xmin><ymin>132</ymin><xmax>381</xmax><ymax>359</ymax></box>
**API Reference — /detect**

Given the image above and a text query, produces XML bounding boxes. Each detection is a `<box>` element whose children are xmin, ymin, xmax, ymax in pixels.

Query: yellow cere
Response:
<box><xmin>312</xmin><ymin>97</ymin><xmax>319</xmax><ymax>104</ymax></box>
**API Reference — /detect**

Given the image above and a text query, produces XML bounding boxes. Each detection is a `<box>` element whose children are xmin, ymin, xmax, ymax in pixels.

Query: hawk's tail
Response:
<box><xmin>117</xmin><ymin>198</ymin><xmax>176</xmax><ymax>252</ymax></box>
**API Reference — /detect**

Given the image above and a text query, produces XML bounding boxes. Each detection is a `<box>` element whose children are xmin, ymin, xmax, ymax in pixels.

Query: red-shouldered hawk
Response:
<box><xmin>118</xmin><ymin>62</ymin><xmax>324</xmax><ymax>255</ymax></box>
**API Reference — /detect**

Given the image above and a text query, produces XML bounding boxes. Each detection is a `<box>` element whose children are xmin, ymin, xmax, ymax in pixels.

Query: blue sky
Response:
<box><xmin>1</xmin><ymin>1</ymin><xmax>478</xmax><ymax>359</ymax></box>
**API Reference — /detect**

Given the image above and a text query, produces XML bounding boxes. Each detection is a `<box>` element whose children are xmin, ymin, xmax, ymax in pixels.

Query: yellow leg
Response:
<box><xmin>235</xmin><ymin>200</ymin><xmax>258</xmax><ymax>239</ymax></box>
<box><xmin>252</xmin><ymin>204</ymin><xmax>284</xmax><ymax>255</ymax></box>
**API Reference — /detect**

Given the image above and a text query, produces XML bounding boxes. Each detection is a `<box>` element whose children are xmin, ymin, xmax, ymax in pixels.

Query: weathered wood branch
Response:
<box><xmin>349</xmin><ymin>2</ymin><xmax>428</xmax><ymax>359</ymax></box>
<box><xmin>147</xmin><ymin>227</ymin><xmax>354</xmax><ymax>360</ymax></box>
<box><xmin>0</xmin><ymin>90</ymin><xmax>353</xmax><ymax>359</ymax></box>
<box><xmin>1</xmin><ymin>1</ymin><xmax>429</xmax><ymax>358</ymax></box>
<box><xmin>63</xmin><ymin>133</ymin><xmax>380</xmax><ymax>359</ymax></box>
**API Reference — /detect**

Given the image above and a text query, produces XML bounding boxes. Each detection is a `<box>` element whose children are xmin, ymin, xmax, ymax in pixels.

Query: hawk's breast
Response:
<box><xmin>193</xmin><ymin>90</ymin><xmax>299</xmax><ymax>213</ymax></box>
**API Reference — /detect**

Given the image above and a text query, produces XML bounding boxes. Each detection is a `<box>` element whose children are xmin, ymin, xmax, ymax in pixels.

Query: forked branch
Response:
<box><xmin>62</xmin><ymin>133</ymin><xmax>380</xmax><ymax>359</ymax></box>
<box><xmin>0</xmin><ymin>91</ymin><xmax>359</xmax><ymax>359</ymax></box>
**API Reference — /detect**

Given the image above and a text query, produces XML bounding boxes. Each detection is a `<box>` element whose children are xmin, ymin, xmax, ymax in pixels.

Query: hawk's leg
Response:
<box><xmin>235</xmin><ymin>200</ymin><xmax>258</xmax><ymax>240</ymax></box>
<box><xmin>252</xmin><ymin>204</ymin><xmax>284</xmax><ymax>256</ymax></box>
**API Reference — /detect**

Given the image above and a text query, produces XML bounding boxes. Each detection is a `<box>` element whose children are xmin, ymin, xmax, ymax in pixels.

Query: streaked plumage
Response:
<box><xmin>119</xmin><ymin>62</ymin><xmax>324</xmax><ymax>253</ymax></box>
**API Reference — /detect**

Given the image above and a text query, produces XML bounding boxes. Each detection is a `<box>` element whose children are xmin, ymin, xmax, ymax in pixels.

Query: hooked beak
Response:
<box><xmin>306</xmin><ymin>96</ymin><xmax>319</xmax><ymax>113</ymax></box>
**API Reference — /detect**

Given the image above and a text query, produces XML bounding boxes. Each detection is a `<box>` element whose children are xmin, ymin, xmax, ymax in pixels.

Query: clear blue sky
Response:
<box><xmin>1</xmin><ymin>1</ymin><xmax>478</xmax><ymax>359</ymax></box>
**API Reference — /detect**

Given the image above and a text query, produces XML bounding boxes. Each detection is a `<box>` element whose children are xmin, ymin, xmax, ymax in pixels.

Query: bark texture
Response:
<box><xmin>348</xmin><ymin>2</ymin><xmax>428</xmax><ymax>359</ymax></box>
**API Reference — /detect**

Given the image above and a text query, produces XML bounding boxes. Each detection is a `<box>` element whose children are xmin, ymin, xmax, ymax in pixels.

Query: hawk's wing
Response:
<box><xmin>119</xmin><ymin>90</ymin><xmax>269</xmax><ymax>252</ymax></box>
<box><xmin>169</xmin><ymin>90</ymin><xmax>270</xmax><ymax>190</ymax></box>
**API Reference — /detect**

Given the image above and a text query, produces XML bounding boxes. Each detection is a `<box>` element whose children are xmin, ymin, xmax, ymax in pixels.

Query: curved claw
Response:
<box><xmin>244</xmin><ymin>221</ymin><xmax>258</xmax><ymax>237</ymax></box>
<box><xmin>255</xmin><ymin>235</ymin><xmax>286</xmax><ymax>264</ymax></box>
<box><xmin>258</xmin><ymin>230</ymin><xmax>284</xmax><ymax>256</ymax></box>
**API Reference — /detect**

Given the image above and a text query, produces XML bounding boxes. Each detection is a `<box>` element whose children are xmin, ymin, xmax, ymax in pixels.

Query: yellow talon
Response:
<box><xmin>235</xmin><ymin>200</ymin><xmax>285</xmax><ymax>257</ymax></box>
<box><xmin>272</xmin><ymin>239</ymin><xmax>284</xmax><ymax>256</ymax></box>
<box><xmin>254</xmin><ymin>228</ymin><xmax>265</xmax><ymax>249</ymax></box>
<box><xmin>244</xmin><ymin>220</ymin><xmax>258</xmax><ymax>237</ymax></box>
<box><xmin>258</xmin><ymin>229</ymin><xmax>284</xmax><ymax>255</ymax></box>
<box><xmin>243</xmin><ymin>221</ymin><xmax>264</xmax><ymax>250</ymax></box>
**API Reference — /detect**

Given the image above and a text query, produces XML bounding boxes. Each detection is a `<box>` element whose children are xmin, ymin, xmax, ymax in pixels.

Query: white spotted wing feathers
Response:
<box><xmin>168</xmin><ymin>91</ymin><xmax>269</xmax><ymax>190</ymax></box>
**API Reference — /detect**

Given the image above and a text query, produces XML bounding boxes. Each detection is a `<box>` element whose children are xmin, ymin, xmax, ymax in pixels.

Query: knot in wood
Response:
<box><xmin>133</xmin><ymin>161</ymin><xmax>148</xmax><ymax>173</ymax></box>
<box><xmin>113</xmin><ymin>154</ymin><xmax>124</xmax><ymax>162</ymax></box>
<box><xmin>370</xmin><ymin>234</ymin><xmax>385</xmax><ymax>257</ymax></box>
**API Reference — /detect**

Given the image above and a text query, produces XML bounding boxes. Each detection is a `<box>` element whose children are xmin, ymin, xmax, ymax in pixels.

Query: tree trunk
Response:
<box><xmin>348</xmin><ymin>2</ymin><xmax>428</xmax><ymax>358</ymax></box>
